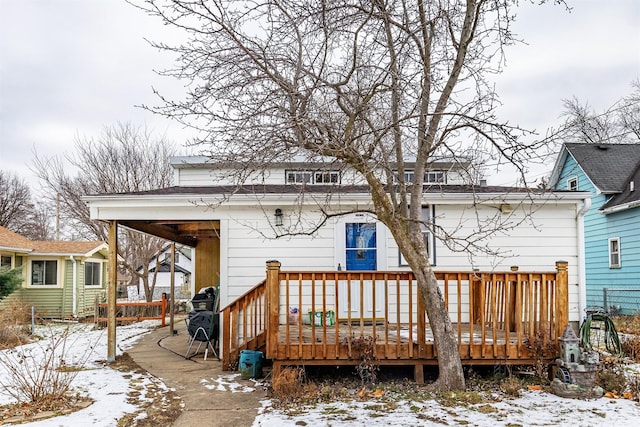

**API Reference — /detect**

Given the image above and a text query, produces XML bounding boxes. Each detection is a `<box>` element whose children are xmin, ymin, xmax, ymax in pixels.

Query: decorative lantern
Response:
<box><xmin>274</xmin><ymin>208</ymin><xmax>284</xmax><ymax>227</ymax></box>
<box><xmin>559</xmin><ymin>324</ymin><xmax>580</xmax><ymax>364</ymax></box>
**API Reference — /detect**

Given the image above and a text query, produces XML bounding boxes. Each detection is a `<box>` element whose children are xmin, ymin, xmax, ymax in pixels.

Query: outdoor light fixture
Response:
<box><xmin>500</xmin><ymin>204</ymin><xmax>513</xmax><ymax>214</ymax></box>
<box><xmin>274</xmin><ymin>208</ymin><xmax>283</xmax><ymax>227</ymax></box>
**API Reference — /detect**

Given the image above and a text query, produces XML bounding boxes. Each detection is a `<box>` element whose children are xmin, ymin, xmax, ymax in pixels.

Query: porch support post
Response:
<box><xmin>266</xmin><ymin>260</ymin><xmax>281</xmax><ymax>360</ymax></box>
<box><xmin>555</xmin><ymin>261</ymin><xmax>569</xmax><ymax>340</ymax></box>
<box><xmin>107</xmin><ymin>220</ymin><xmax>118</xmax><ymax>363</ymax></box>
<box><xmin>169</xmin><ymin>242</ymin><xmax>175</xmax><ymax>334</ymax></box>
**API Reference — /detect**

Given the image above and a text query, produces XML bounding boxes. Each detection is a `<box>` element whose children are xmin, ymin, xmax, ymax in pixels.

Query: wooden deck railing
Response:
<box><xmin>220</xmin><ymin>261</ymin><xmax>569</xmax><ymax>378</ymax></box>
<box><xmin>95</xmin><ymin>294</ymin><xmax>168</xmax><ymax>326</ymax></box>
<box><xmin>220</xmin><ymin>279</ymin><xmax>268</xmax><ymax>370</ymax></box>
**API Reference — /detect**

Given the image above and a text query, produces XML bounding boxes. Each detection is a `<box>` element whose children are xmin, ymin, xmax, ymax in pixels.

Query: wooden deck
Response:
<box><xmin>220</xmin><ymin>261</ymin><xmax>569</xmax><ymax>381</ymax></box>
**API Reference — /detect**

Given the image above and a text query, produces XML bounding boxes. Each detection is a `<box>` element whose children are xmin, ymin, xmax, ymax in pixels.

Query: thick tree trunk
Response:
<box><xmin>415</xmin><ymin>267</ymin><xmax>465</xmax><ymax>390</ymax></box>
<box><xmin>371</xmin><ymin>180</ymin><xmax>466</xmax><ymax>391</ymax></box>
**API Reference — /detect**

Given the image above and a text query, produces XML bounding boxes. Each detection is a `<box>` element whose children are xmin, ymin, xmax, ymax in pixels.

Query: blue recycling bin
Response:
<box><xmin>239</xmin><ymin>350</ymin><xmax>263</xmax><ymax>379</ymax></box>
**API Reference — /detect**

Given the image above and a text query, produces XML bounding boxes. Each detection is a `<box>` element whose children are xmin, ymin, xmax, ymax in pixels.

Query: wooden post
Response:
<box><xmin>508</xmin><ymin>266</ymin><xmax>518</xmax><ymax>332</ymax></box>
<box><xmin>266</xmin><ymin>260</ymin><xmax>281</xmax><ymax>359</ymax></box>
<box><xmin>555</xmin><ymin>261</ymin><xmax>569</xmax><ymax>340</ymax></box>
<box><xmin>471</xmin><ymin>270</ymin><xmax>482</xmax><ymax>324</ymax></box>
<box><xmin>107</xmin><ymin>220</ymin><xmax>118</xmax><ymax>363</ymax></box>
<box><xmin>160</xmin><ymin>293</ymin><xmax>167</xmax><ymax>327</ymax></box>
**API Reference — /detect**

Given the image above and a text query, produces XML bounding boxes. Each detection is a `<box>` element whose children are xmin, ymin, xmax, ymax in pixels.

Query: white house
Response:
<box><xmin>135</xmin><ymin>244</ymin><xmax>193</xmax><ymax>301</ymax></box>
<box><xmin>86</xmin><ymin>156</ymin><xmax>591</xmax><ymax>326</ymax></box>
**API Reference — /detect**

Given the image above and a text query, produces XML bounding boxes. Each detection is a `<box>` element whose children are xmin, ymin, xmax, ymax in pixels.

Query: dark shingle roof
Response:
<box><xmin>601</xmin><ymin>163</ymin><xmax>640</xmax><ymax>211</ymax></box>
<box><xmin>91</xmin><ymin>184</ymin><xmax>548</xmax><ymax>198</ymax></box>
<box><xmin>565</xmin><ymin>143</ymin><xmax>640</xmax><ymax>193</ymax></box>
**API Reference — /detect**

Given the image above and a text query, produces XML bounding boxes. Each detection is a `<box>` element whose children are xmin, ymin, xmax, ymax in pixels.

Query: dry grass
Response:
<box><xmin>0</xmin><ymin>299</ymin><xmax>33</xmax><ymax>349</ymax></box>
<box><xmin>621</xmin><ymin>335</ymin><xmax>640</xmax><ymax>361</ymax></box>
<box><xmin>271</xmin><ymin>367</ymin><xmax>310</xmax><ymax>403</ymax></box>
<box><xmin>613</xmin><ymin>315</ymin><xmax>640</xmax><ymax>335</ymax></box>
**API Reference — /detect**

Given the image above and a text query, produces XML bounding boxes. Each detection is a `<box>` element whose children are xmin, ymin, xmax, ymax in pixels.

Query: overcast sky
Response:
<box><xmin>1</xmin><ymin>0</ymin><xmax>639</xmax><ymax>188</ymax></box>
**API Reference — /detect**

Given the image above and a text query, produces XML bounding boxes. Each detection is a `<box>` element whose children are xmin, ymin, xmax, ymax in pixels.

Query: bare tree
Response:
<box><xmin>0</xmin><ymin>171</ymin><xmax>52</xmax><ymax>239</ymax></box>
<box><xmin>32</xmin><ymin>122</ymin><xmax>176</xmax><ymax>302</ymax></box>
<box><xmin>137</xmin><ymin>0</ymin><xmax>564</xmax><ymax>390</ymax></box>
<box><xmin>561</xmin><ymin>80</ymin><xmax>640</xmax><ymax>144</ymax></box>
<box><xmin>0</xmin><ymin>171</ymin><xmax>33</xmax><ymax>231</ymax></box>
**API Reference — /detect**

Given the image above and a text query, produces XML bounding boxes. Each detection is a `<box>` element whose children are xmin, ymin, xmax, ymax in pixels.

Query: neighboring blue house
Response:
<box><xmin>550</xmin><ymin>143</ymin><xmax>640</xmax><ymax>314</ymax></box>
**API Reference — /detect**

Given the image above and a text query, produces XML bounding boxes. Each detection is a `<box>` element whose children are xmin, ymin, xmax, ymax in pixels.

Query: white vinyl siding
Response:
<box><xmin>217</xmin><ymin>200</ymin><xmax>581</xmax><ymax>324</ymax></box>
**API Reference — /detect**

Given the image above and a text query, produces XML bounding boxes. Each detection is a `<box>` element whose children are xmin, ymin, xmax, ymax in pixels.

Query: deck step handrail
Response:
<box><xmin>220</xmin><ymin>279</ymin><xmax>268</xmax><ymax>370</ymax></box>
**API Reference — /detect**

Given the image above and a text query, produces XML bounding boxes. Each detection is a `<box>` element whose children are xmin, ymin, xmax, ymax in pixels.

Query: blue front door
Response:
<box><xmin>345</xmin><ymin>223</ymin><xmax>377</xmax><ymax>270</ymax></box>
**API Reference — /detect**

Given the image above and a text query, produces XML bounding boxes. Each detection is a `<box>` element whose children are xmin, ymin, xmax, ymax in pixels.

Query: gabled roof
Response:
<box><xmin>0</xmin><ymin>225</ymin><xmax>106</xmax><ymax>257</ymax></box>
<box><xmin>30</xmin><ymin>240</ymin><xmax>107</xmax><ymax>257</ymax></box>
<box><xmin>601</xmin><ymin>162</ymin><xmax>640</xmax><ymax>213</ymax></box>
<box><xmin>148</xmin><ymin>261</ymin><xmax>191</xmax><ymax>275</ymax></box>
<box><xmin>0</xmin><ymin>226</ymin><xmax>33</xmax><ymax>252</ymax></box>
<box><xmin>556</xmin><ymin>143</ymin><xmax>640</xmax><ymax>194</ymax></box>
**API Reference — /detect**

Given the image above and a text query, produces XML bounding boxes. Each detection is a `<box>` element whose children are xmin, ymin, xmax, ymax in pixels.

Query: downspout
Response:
<box><xmin>576</xmin><ymin>197</ymin><xmax>591</xmax><ymax>322</ymax></box>
<box><xmin>70</xmin><ymin>256</ymin><xmax>78</xmax><ymax>318</ymax></box>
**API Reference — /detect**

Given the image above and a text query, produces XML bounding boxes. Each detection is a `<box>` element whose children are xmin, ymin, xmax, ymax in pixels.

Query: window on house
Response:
<box><xmin>395</xmin><ymin>170</ymin><xmax>447</xmax><ymax>184</ymax></box>
<box><xmin>163</xmin><ymin>252</ymin><xmax>180</xmax><ymax>263</ymax></box>
<box><xmin>31</xmin><ymin>260</ymin><xmax>58</xmax><ymax>286</ymax></box>
<box><xmin>425</xmin><ymin>171</ymin><xmax>446</xmax><ymax>183</ymax></box>
<box><xmin>85</xmin><ymin>261</ymin><xmax>102</xmax><ymax>287</ymax></box>
<box><xmin>609</xmin><ymin>238</ymin><xmax>621</xmax><ymax>268</ymax></box>
<box><xmin>0</xmin><ymin>255</ymin><xmax>11</xmax><ymax>270</ymax></box>
<box><xmin>314</xmin><ymin>171</ymin><xmax>340</xmax><ymax>184</ymax></box>
<box><xmin>568</xmin><ymin>177</ymin><xmax>578</xmax><ymax>191</ymax></box>
<box><xmin>286</xmin><ymin>170</ymin><xmax>340</xmax><ymax>184</ymax></box>
<box><xmin>399</xmin><ymin>206</ymin><xmax>434</xmax><ymax>266</ymax></box>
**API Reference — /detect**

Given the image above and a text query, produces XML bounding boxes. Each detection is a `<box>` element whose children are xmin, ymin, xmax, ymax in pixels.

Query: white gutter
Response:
<box><xmin>601</xmin><ymin>199</ymin><xmax>640</xmax><ymax>215</ymax></box>
<box><xmin>576</xmin><ymin>197</ymin><xmax>591</xmax><ymax>322</ymax></box>
<box><xmin>70</xmin><ymin>256</ymin><xmax>78</xmax><ymax>318</ymax></box>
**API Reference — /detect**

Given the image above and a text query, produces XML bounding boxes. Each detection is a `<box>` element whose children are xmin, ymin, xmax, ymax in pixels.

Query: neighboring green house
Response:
<box><xmin>0</xmin><ymin>225</ymin><xmax>109</xmax><ymax>319</ymax></box>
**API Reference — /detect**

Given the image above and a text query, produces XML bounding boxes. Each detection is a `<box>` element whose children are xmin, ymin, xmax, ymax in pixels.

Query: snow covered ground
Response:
<box><xmin>0</xmin><ymin>321</ymin><xmax>638</xmax><ymax>426</ymax></box>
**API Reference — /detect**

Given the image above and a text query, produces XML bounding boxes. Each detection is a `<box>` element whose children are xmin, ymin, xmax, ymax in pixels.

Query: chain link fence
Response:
<box><xmin>588</xmin><ymin>288</ymin><xmax>640</xmax><ymax>316</ymax></box>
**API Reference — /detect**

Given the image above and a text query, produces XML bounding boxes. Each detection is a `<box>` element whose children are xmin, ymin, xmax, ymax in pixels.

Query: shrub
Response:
<box><xmin>348</xmin><ymin>335</ymin><xmax>379</xmax><ymax>386</ymax></box>
<box><xmin>271</xmin><ymin>367</ymin><xmax>308</xmax><ymax>402</ymax></box>
<box><xmin>596</xmin><ymin>358</ymin><xmax>627</xmax><ymax>394</ymax></box>
<box><xmin>621</xmin><ymin>334</ymin><xmax>640</xmax><ymax>362</ymax></box>
<box><xmin>523</xmin><ymin>328</ymin><xmax>557</xmax><ymax>382</ymax></box>
<box><xmin>0</xmin><ymin>299</ymin><xmax>32</xmax><ymax>348</ymax></box>
<box><xmin>0</xmin><ymin>267</ymin><xmax>21</xmax><ymax>300</ymax></box>
<box><xmin>0</xmin><ymin>325</ymin><xmax>94</xmax><ymax>408</ymax></box>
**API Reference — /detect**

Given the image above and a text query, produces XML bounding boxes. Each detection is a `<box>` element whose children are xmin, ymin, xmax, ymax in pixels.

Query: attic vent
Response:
<box><xmin>596</xmin><ymin>145</ymin><xmax>609</xmax><ymax>150</ymax></box>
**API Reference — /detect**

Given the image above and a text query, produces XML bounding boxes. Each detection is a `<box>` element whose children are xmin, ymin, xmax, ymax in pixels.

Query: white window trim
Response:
<box><xmin>398</xmin><ymin>206</ymin><xmax>435</xmax><ymax>266</ymax></box>
<box><xmin>28</xmin><ymin>258</ymin><xmax>62</xmax><ymax>288</ymax></box>
<box><xmin>567</xmin><ymin>176</ymin><xmax>578</xmax><ymax>191</ymax></box>
<box><xmin>608</xmin><ymin>237</ymin><xmax>621</xmax><ymax>268</ymax></box>
<box><xmin>286</xmin><ymin>170</ymin><xmax>341</xmax><ymax>185</ymax></box>
<box><xmin>0</xmin><ymin>253</ymin><xmax>13</xmax><ymax>269</ymax></box>
<box><xmin>334</xmin><ymin>212</ymin><xmax>387</xmax><ymax>271</ymax></box>
<box><xmin>394</xmin><ymin>170</ymin><xmax>447</xmax><ymax>184</ymax></box>
<box><xmin>84</xmin><ymin>259</ymin><xmax>104</xmax><ymax>288</ymax></box>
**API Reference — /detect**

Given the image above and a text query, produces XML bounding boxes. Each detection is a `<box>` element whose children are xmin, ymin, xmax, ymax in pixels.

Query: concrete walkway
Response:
<box><xmin>127</xmin><ymin>319</ymin><xmax>267</xmax><ymax>427</ymax></box>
